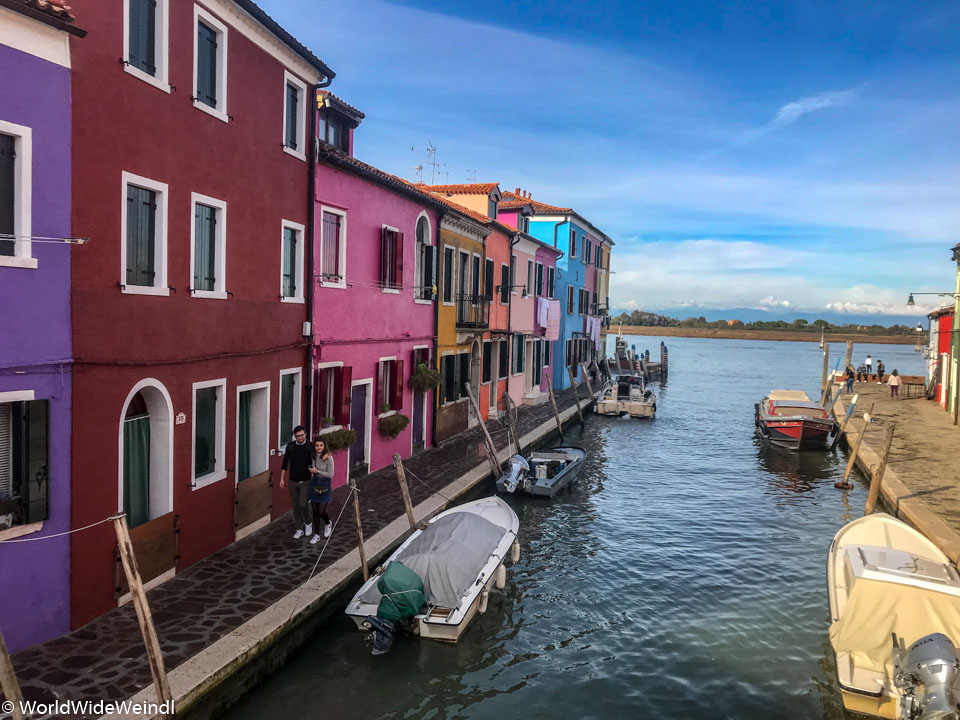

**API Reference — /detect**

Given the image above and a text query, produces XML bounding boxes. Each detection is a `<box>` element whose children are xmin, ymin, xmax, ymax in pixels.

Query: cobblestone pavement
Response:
<box><xmin>6</xmin><ymin>387</ymin><xmax>587</xmax><ymax>718</ymax></box>
<box><xmin>840</xmin><ymin>381</ymin><xmax>960</xmax><ymax>528</ymax></box>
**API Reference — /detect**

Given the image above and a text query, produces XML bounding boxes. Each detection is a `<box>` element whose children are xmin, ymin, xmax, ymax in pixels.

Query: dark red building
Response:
<box><xmin>68</xmin><ymin>0</ymin><xmax>332</xmax><ymax>627</ymax></box>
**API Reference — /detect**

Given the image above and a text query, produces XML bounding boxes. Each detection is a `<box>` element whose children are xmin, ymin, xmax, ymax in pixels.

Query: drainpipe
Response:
<box><xmin>431</xmin><ymin>209</ymin><xmax>445</xmax><ymax>447</ymax></box>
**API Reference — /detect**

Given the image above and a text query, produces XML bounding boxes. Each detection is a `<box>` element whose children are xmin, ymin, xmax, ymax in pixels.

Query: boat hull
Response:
<box><xmin>529</xmin><ymin>447</ymin><xmax>586</xmax><ymax>497</ymax></box>
<box><xmin>756</xmin><ymin>402</ymin><xmax>835</xmax><ymax>450</ymax></box>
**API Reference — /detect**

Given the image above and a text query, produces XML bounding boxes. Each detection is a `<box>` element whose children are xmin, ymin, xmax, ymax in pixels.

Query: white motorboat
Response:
<box><xmin>345</xmin><ymin>496</ymin><xmax>520</xmax><ymax>653</ymax></box>
<box><xmin>495</xmin><ymin>446</ymin><xmax>586</xmax><ymax>497</ymax></box>
<box><xmin>828</xmin><ymin>513</ymin><xmax>960</xmax><ymax>719</ymax></box>
<box><xmin>594</xmin><ymin>374</ymin><xmax>656</xmax><ymax>418</ymax></box>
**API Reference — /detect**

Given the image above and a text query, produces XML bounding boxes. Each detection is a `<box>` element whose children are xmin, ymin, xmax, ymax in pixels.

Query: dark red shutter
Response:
<box><xmin>393</xmin><ymin>359</ymin><xmax>404</xmax><ymax>411</ymax></box>
<box><xmin>394</xmin><ymin>232</ymin><xmax>404</xmax><ymax>289</ymax></box>
<box><xmin>337</xmin><ymin>366</ymin><xmax>352</xmax><ymax>426</ymax></box>
<box><xmin>380</xmin><ymin>227</ymin><xmax>388</xmax><ymax>287</ymax></box>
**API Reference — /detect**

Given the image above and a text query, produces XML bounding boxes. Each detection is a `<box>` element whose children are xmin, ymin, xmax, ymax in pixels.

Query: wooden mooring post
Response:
<box><xmin>464</xmin><ymin>383</ymin><xmax>503</xmax><ymax>477</ymax></box>
<box><xmin>820</xmin><ymin>343</ymin><xmax>831</xmax><ymax>406</ymax></box>
<box><xmin>580</xmin><ymin>362</ymin><xmax>594</xmax><ymax>398</ymax></box>
<box><xmin>844</xmin><ymin>340</ymin><xmax>854</xmax><ymax>371</ymax></box>
<box><xmin>836</xmin><ymin>401</ymin><xmax>873</xmax><ymax>489</ymax></box>
<box><xmin>349</xmin><ymin>481</ymin><xmax>369</xmax><ymax>582</ymax></box>
<box><xmin>567</xmin><ymin>366</ymin><xmax>585</xmax><ymax>426</ymax></box>
<box><xmin>392</xmin><ymin>455</ymin><xmax>417</xmax><ymax>531</ymax></box>
<box><xmin>864</xmin><ymin>421</ymin><xmax>896</xmax><ymax>515</ymax></box>
<box><xmin>112</xmin><ymin>514</ymin><xmax>172</xmax><ymax>705</ymax></box>
<box><xmin>545</xmin><ymin>377</ymin><xmax>565</xmax><ymax>443</ymax></box>
<box><xmin>0</xmin><ymin>630</ymin><xmax>24</xmax><ymax>720</ymax></box>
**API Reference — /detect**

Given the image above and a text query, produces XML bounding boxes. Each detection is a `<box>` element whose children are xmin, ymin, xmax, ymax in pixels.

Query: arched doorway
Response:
<box><xmin>118</xmin><ymin>380</ymin><xmax>173</xmax><ymax>528</ymax></box>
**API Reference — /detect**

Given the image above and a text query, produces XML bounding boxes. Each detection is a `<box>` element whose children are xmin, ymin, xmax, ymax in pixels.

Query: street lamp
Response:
<box><xmin>906</xmin><ymin>292</ymin><xmax>960</xmax><ymax>306</ymax></box>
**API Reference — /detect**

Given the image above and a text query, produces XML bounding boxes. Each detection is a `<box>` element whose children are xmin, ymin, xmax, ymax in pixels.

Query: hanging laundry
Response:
<box><xmin>546</xmin><ymin>300</ymin><xmax>561</xmax><ymax>340</ymax></box>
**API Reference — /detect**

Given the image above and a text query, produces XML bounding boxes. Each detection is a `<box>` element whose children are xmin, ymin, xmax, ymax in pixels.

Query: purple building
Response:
<box><xmin>0</xmin><ymin>0</ymin><xmax>84</xmax><ymax>652</ymax></box>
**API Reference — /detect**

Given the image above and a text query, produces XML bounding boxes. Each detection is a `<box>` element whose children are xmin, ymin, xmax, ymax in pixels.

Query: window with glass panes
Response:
<box><xmin>320</xmin><ymin>211</ymin><xmax>341</xmax><ymax>283</ymax></box>
<box><xmin>417</xmin><ymin>216</ymin><xmax>433</xmax><ymax>300</ymax></box>
<box><xmin>194</xmin><ymin>386</ymin><xmax>218</xmax><ymax>478</ymax></box>
<box><xmin>535</xmin><ymin>263</ymin><xmax>543</xmax><ymax>296</ymax></box>
<box><xmin>512</xmin><ymin>334</ymin><xmax>525</xmax><ymax>374</ymax></box>
<box><xmin>482</xmin><ymin>342</ymin><xmax>492</xmax><ymax>383</ymax></box>
<box><xmin>547</xmin><ymin>267</ymin><xmax>555</xmax><ymax>298</ymax></box>
<box><xmin>543</xmin><ymin>339</ymin><xmax>551</xmax><ymax>367</ymax></box>
<box><xmin>0</xmin><ymin>400</ymin><xmax>49</xmax><ymax>528</ymax></box>
<box><xmin>500</xmin><ymin>264</ymin><xmax>509</xmax><ymax>304</ymax></box>
<box><xmin>380</xmin><ymin>228</ymin><xmax>402</xmax><ymax>290</ymax></box>
<box><xmin>457</xmin><ymin>353</ymin><xmax>470</xmax><ymax>398</ymax></box>
<box><xmin>569</xmin><ymin>229</ymin><xmax>576</xmax><ymax>257</ymax></box>
<box><xmin>126</xmin><ymin>184</ymin><xmax>157</xmax><ymax>287</ymax></box>
<box><xmin>440</xmin><ymin>355</ymin><xmax>456</xmax><ymax>404</ymax></box>
<box><xmin>567</xmin><ymin>286</ymin><xmax>575</xmax><ymax>314</ymax></box>
<box><xmin>442</xmin><ymin>247</ymin><xmax>454</xmax><ymax>302</ymax></box>
<box><xmin>484</xmin><ymin>258</ymin><xmax>494</xmax><ymax>300</ymax></box>
<box><xmin>193</xmin><ymin>203</ymin><xmax>217</xmax><ymax>291</ymax></box>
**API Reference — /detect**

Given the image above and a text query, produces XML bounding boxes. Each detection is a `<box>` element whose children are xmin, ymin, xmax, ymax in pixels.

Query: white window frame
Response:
<box><xmin>189</xmin><ymin>192</ymin><xmax>227</xmax><ymax>299</ymax></box>
<box><xmin>316</xmin><ymin>361</ymin><xmax>344</xmax><ymax>434</ymax></box>
<box><xmin>456</xmin><ymin>248</ymin><xmax>470</xmax><ymax>306</ymax></box>
<box><xmin>414</xmin><ymin>211</ymin><xmax>432</xmax><ymax>305</ymax></box>
<box><xmin>381</xmin><ymin>224</ymin><xmax>401</xmax><ymax>294</ymax></box>
<box><xmin>192</xmin><ymin>5</ymin><xmax>229</xmax><ymax>123</ymax></box>
<box><xmin>191</xmin><ymin>378</ymin><xmax>227</xmax><ymax>490</ymax></box>
<box><xmin>277</xmin><ymin>367</ymin><xmax>302</xmax><ymax>451</ymax></box>
<box><xmin>377</xmin><ymin>355</ymin><xmax>398</xmax><ymax>417</ymax></box>
<box><xmin>121</xmin><ymin>171</ymin><xmax>169</xmax><ymax>296</ymax></box>
<box><xmin>317</xmin><ymin>206</ymin><xmax>346</xmax><ymax>290</ymax></box>
<box><xmin>0</xmin><ymin>121</ymin><xmax>33</xmax><ymax>269</ymax></box>
<box><xmin>235</xmin><ymin>381</ymin><xmax>270</xmax><ymax>483</ymax></box>
<box><xmin>441</xmin><ymin>244</ymin><xmax>456</xmax><ymax>306</ymax></box>
<box><xmin>282</xmin><ymin>70</ymin><xmax>307</xmax><ymax>161</ymax></box>
<box><xmin>281</xmin><ymin>218</ymin><xmax>306</xmax><ymax>301</ymax></box>
<box><xmin>123</xmin><ymin>0</ymin><xmax>171</xmax><ymax>93</ymax></box>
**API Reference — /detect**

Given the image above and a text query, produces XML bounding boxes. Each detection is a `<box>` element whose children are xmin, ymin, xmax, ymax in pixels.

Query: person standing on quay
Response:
<box><xmin>845</xmin><ymin>365</ymin><xmax>855</xmax><ymax>394</ymax></box>
<box><xmin>308</xmin><ymin>437</ymin><xmax>334</xmax><ymax>544</ymax></box>
<box><xmin>280</xmin><ymin>425</ymin><xmax>314</xmax><ymax>539</ymax></box>
<box><xmin>865</xmin><ymin>354</ymin><xmax>873</xmax><ymax>378</ymax></box>
<box><xmin>876</xmin><ymin>359</ymin><xmax>885</xmax><ymax>384</ymax></box>
<box><xmin>888</xmin><ymin>370</ymin><xmax>902</xmax><ymax>398</ymax></box>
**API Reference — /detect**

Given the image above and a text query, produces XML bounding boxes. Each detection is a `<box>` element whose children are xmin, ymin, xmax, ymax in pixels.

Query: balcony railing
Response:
<box><xmin>456</xmin><ymin>293</ymin><xmax>490</xmax><ymax>329</ymax></box>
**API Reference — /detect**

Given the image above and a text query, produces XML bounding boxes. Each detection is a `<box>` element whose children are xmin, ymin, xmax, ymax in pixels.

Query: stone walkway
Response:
<box><xmin>5</xmin><ymin>388</ymin><xmax>585</xmax><ymax>719</ymax></box>
<box><xmin>837</xmin><ymin>380</ymin><xmax>960</xmax><ymax>539</ymax></box>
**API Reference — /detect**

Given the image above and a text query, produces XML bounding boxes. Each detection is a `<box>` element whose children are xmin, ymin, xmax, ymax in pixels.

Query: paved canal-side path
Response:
<box><xmin>836</xmin><ymin>380</ymin><xmax>960</xmax><ymax>561</ymax></box>
<box><xmin>7</xmin><ymin>387</ymin><xmax>586</xmax><ymax>718</ymax></box>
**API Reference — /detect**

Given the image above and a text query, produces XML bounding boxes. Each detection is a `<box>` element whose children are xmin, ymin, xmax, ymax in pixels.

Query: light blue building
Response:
<box><xmin>502</xmin><ymin>191</ymin><xmax>611</xmax><ymax>390</ymax></box>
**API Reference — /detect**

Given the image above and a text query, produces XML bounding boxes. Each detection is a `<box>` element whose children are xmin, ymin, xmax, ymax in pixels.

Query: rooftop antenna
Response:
<box><xmin>465</xmin><ymin>168</ymin><xmax>478</xmax><ymax>182</ymax></box>
<box><xmin>425</xmin><ymin>141</ymin><xmax>441</xmax><ymax>184</ymax></box>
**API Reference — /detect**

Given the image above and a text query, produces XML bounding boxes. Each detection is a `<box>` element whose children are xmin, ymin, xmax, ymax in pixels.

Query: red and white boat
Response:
<box><xmin>755</xmin><ymin>390</ymin><xmax>838</xmax><ymax>450</ymax></box>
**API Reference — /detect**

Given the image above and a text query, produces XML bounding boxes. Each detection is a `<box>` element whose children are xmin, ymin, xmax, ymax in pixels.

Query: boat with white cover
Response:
<box><xmin>594</xmin><ymin>375</ymin><xmax>656</xmax><ymax>418</ymax></box>
<box><xmin>495</xmin><ymin>446</ymin><xmax>586</xmax><ymax>497</ymax></box>
<box><xmin>828</xmin><ymin>513</ymin><xmax>960</xmax><ymax>719</ymax></box>
<box><xmin>345</xmin><ymin>496</ymin><xmax>520</xmax><ymax>653</ymax></box>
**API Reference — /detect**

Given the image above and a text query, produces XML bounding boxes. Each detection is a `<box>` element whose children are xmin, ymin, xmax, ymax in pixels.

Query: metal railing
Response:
<box><xmin>456</xmin><ymin>293</ymin><xmax>490</xmax><ymax>329</ymax></box>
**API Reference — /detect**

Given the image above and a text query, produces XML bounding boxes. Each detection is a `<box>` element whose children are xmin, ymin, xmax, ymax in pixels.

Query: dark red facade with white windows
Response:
<box><xmin>67</xmin><ymin>0</ymin><xmax>331</xmax><ymax>628</ymax></box>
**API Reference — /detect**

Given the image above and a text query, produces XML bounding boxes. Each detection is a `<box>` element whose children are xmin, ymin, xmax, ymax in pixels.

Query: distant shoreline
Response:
<box><xmin>614</xmin><ymin>325</ymin><xmax>924</xmax><ymax>345</ymax></box>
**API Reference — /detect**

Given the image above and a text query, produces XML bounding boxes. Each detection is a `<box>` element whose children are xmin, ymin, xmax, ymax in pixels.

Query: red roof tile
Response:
<box><xmin>500</xmin><ymin>190</ymin><xmax>572</xmax><ymax>213</ymax></box>
<box><xmin>316</xmin><ymin>90</ymin><xmax>365</xmax><ymax>120</ymax></box>
<box><xmin>415</xmin><ymin>182</ymin><xmax>500</xmax><ymax>196</ymax></box>
<box><xmin>14</xmin><ymin>0</ymin><xmax>75</xmax><ymax>22</ymax></box>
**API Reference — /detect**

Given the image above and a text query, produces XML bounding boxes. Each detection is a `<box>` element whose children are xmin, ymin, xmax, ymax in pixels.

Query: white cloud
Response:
<box><xmin>759</xmin><ymin>296</ymin><xmax>791</xmax><ymax>308</ymax></box>
<box><xmin>769</xmin><ymin>90</ymin><xmax>858</xmax><ymax>129</ymax></box>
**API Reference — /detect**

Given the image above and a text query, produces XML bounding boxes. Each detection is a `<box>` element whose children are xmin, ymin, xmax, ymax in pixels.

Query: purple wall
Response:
<box><xmin>0</xmin><ymin>42</ymin><xmax>73</xmax><ymax>652</ymax></box>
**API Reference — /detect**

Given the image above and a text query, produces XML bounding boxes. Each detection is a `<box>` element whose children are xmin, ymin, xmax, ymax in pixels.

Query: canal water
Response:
<box><xmin>225</xmin><ymin>337</ymin><xmax>926</xmax><ymax>720</ymax></box>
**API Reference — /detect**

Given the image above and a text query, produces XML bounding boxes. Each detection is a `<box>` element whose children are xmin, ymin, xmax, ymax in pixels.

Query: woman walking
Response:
<box><xmin>845</xmin><ymin>365</ymin><xmax>855</xmax><ymax>394</ymax></box>
<box><xmin>888</xmin><ymin>369</ymin><xmax>902</xmax><ymax>399</ymax></box>
<box><xmin>308</xmin><ymin>437</ymin><xmax>335</xmax><ymax>544</ymax></box>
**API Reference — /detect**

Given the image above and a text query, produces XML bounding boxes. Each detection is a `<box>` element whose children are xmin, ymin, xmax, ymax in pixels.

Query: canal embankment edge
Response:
<box><xmin>833</xmin><ymin>395</ymin><xmax>960</xmax><ymax>564</ymax></box>
<box><xmin>99</xmin><ymin>399</ymin><xmax>592</xmax><ymax>720</ymax></box>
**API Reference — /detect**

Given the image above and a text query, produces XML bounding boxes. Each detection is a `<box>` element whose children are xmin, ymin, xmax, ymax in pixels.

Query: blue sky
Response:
<box><xmin>265</xmin><ymin>0</ymin><xmax>960</xmax><ymax>319</ymax></box>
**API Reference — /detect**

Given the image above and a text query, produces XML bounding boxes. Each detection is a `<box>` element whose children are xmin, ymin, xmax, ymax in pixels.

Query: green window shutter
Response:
<box><xmin>194</xmin><ymin>387</ymin><xmax>218</xmax><ymax>478</ymax></box>
<box><xmin>129</xmin><ymin>0</ymin><xmax>157</xmax><ymax>75</ymax></box>
<box><xmin>285</xmin><ymin>83</ymin><xmax>299</xmax><ymax>149</ymax></box>
<box><xmin>280</xmin><ymin>374</ymin><xmax>296</xmax><ymax>445</ymax></box>
<box><xmin>127</xmin><ymin>185</ymin><xmax>157</xmax><ymax>287</ymax></box>
<box><xmin>282</xmin><ymin>227</ymin><xmax>297</xmax><ymax>297</ymax></box>
<box><xmin>197</xmin><ymin>21</ymin><xmax>218</xmax><ymax>107</ymax></box>
<box><xmin>194</xmin><ymin>203</ymin><xmax>216</xmax><ymax>291</ymax></box>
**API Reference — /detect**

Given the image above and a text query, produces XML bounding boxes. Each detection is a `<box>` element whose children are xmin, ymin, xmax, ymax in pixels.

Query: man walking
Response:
<box><xmin>876</xmin><ymin>359</ymin><xmax>885</xmax><ymax>384</ymax></box>
<box><xmin>865</xmin><ymin>354</ymin><xmax>873</xmax><ymax>379</ymax></box>
<box><xmin>280</xmin><ymin>425</ymin><xmax>313</xmax><ymax>539</ymax></box>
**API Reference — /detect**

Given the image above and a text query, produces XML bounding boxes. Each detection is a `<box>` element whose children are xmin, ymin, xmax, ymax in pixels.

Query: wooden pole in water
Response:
<box><xmin>0</xmin><ymin>630</ymin><xmax>24</xmax><ymax>720</ymax></box>
<box><xmin>350</xmin><ymin>484</ymin><xmax>369</xmax><ymax>582</ymax></box>
<box><xmin>567</xmin><ymin>366</ymin><xmax>585</xmax><ymax>426</ymax></box>
<box><xmin>837</xmin><ymin>401</ymin><xmax>874</xmax><ymax>489</ymax></box>
<box><xmin>845</xmin><ymin>340</ymin><xmax>854</xmax><ymax>371</ymax></box>
<box><xmin>464</xmin><ymin>383</ymin><xmax>503</xmax><ymax>476</ymax></box>
<box><xmin>112</xmin><ymin>514</ymin><xmax>172</xmax><ymax>704</ymax></box>
<box><xmin>864</xmin><ymin>422</ymin><xmax>896</xmax><ymax>515</ymax></box>
<box><xmin>820</xmin><ymin>343</ymin><xmax>831</xmax><ymax>405</ymax></box>
<box><xmin>580</xmin><ymin>362</ymin><xmax>594</xmax><ymax>397</ymax></box>
<box><xmin>392</xmin><ymin>455</ymin><xmax>417</xmax><ymax>532</ymax></box>
<box><xmin>545</xmin><ymin>376</ymin><xmax>565</xmax><ymax>443</ymax></box>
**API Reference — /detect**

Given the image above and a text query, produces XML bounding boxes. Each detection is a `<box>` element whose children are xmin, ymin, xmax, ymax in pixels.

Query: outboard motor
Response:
<box><xmin>366</xmin><ymin>615</ymin><xmax>397</xmax><ymax>656</ymax></box>
<box><xmin>497</xmin><ymin>455</ymin><xmax>529</xmax><ymax>494</ymax></box>
<box><xmin>894</xmin><ymin>633</ymin><xmax>960</xmax><ymax>720</ymax></box>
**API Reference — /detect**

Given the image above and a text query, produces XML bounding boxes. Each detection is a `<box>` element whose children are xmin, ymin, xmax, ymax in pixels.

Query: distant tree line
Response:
<box><xmin>612</xmin><ymin>310</ymin><xmax>921</xmax><ymax>335</ymax></box>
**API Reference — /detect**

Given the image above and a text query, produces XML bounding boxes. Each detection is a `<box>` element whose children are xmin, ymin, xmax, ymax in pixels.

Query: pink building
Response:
<box><xmin>312</xmin><ymin>93</ymin><xmax>443</xmax><ymax>485</ymax></box>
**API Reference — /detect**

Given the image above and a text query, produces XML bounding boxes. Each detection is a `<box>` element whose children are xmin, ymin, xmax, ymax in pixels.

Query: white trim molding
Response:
<box><xmin>280</xmin><ymin>218</ymin><xmax>306</xmax><ymax>302</ymax></box>
<box><xmin>235</xmin><ymin>381</ymin><xmax>271</xmax><ymax>484</ymax></box>
<box><xmin>191</xmin><ymin>377</ymin><xmax>228</xmax><ymax>490</ymax></box>
<box><xmin>0</xmin><ymin>120</ymin><xmax>34</xmax><ymax>269</ymax></box>
<box><xmin>117</xmin><ymin>378</ymin><xmax>175</xmax><ymax>519</ymax></box>
<box><xmin>122</xmin><ymin>0</ymin><xmax>171</xmax><ymax>94</ymax></box>
<box><xmin>189</xmin><ymin>192</ymin><xmax>228</xmax><ymax>299</ymax></box>
<box><xmin>121</xmin><ymin>171</ymin><xmax>169</xmax><ymax>295</ymax></box>
<box><xmin>192</xmin><ymin>4</ymin><xmax>230</xmax><ymax>123</ymax></box>
<box><xmin>277</xmin><ymin>367</ymin><xmax>302</xmax><ymax>451</ymax></box>
<box><xmin>282</xmin><ymin>70</ymin><xmax>307</xmax><ymax>161</ymax></box>
<box><xmin>413</xmin><ymin>211</ymin><xmax>432</xmax><ymax>306</ymax></box>
<box><xmin>316</xmin><ymin>206</ymin><xmax>345</xmax><ymax>290</ymax></box>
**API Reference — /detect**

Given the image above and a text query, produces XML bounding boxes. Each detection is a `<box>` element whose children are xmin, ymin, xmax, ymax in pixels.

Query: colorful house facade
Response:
<box><xmin>312</xmin><ymin>102</ymin><xmax>443</xmax><ymax>476</ymax></box>
<box><xmin>67</xmin><ymin>0</ymin><xmax>330</xmax><ymax>629</ymax></box>
<box><xmin>0</xmin><ymin>0</ymin><xmax>84</xmax><ymax>653</ymax></box>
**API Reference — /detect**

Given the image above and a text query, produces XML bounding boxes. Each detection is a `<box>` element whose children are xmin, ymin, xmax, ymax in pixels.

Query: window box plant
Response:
<box><xmin>323</xmin><ymin>428</ymin><xmax>357</xmax><ymax>452</ymax></box>
<box><xmin>408</xmin><ymin>362</ymin><xmax>441</xmax><ymax>392</ymax></box>
<box><xmin>378</xmin><ymin>413</ymin><xmax>409</xmax><ymax>438</ymax></box>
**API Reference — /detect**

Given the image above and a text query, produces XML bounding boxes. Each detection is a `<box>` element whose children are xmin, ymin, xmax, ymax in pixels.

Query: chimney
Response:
<box><xmin>515</xmin><ymin>187</ymin><xmax>520</xmax><ymax>195</ymax></box>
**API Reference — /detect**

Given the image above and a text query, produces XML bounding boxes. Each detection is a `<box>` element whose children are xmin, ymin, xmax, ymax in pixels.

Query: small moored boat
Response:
<box><xmin>594</xmin><ymin>375</ymin><xmax>656</xmax><ymax>418</ymax></box>
<box><xmin>755</xmin><ymin>390</ymin><xmax>837</xmax><ymax>449</ymax></box>
<box><xmin>345</xmin><ymin>496</ymin><xmax>519</xmax><ymax>654</ymax></box>
<box><xmin>495</xmin><ymin>446</ymin><xmax>587</xmax><ymax>497</ymax></box>
<box><xmin>828</xmin><ymin>513</ymin><xmax>960</xmax><ymax>719</ymax></box>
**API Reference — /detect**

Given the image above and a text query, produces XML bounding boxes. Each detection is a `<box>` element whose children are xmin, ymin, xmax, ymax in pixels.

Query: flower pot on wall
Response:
<box><xmin>378</xmin><ymin>413</ymin><xmax>409</xmax><ymax>438</ymax></box>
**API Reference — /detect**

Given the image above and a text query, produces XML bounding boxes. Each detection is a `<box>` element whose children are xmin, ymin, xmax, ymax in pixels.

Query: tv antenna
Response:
<box><xmin>409</xmin><ymin>142</ymin><xmax>444</xmax><ymax>184</ymax></box>
<box><xmin>465</xmin><ymin>168</ymin><xmax>478</xmax><ymax>182</ymax></box>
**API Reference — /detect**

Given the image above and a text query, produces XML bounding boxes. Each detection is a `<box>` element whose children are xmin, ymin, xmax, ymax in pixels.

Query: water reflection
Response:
<box><xmin>754</xmin><ymin>437</ymin><xmax>839</xmax><ymax>500</ymax></box>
